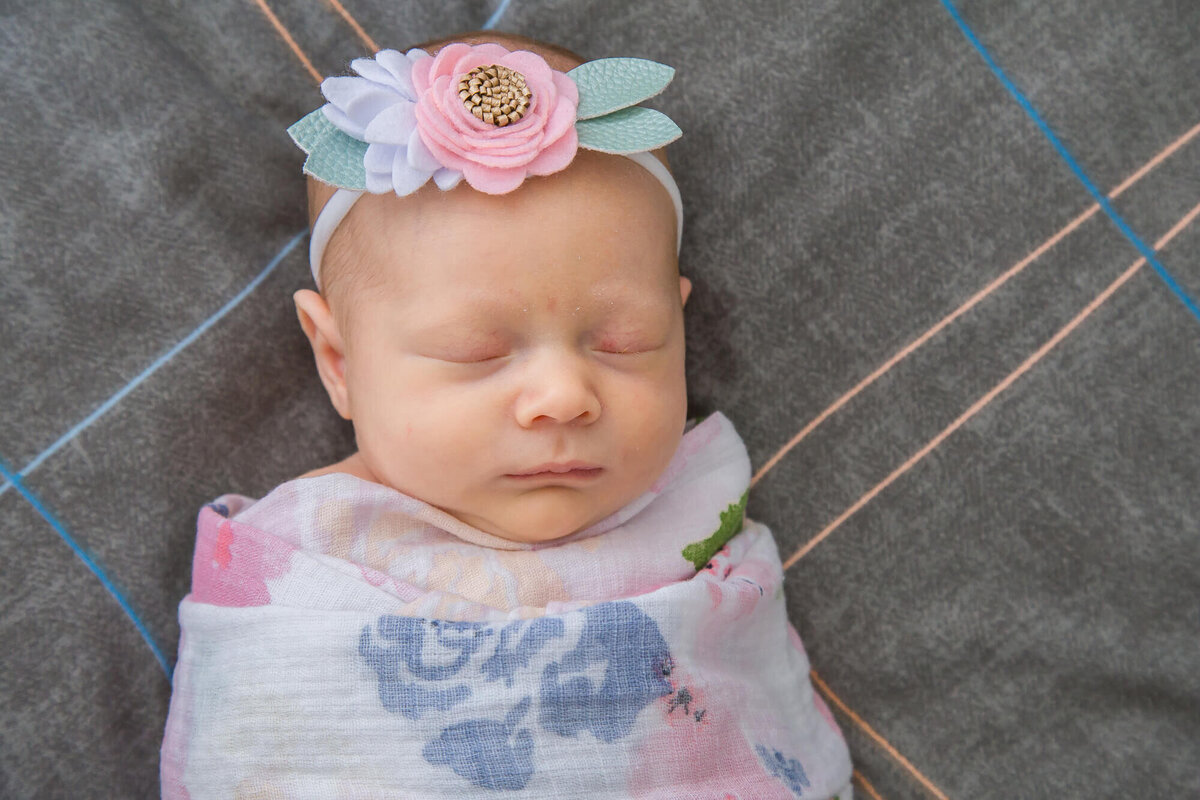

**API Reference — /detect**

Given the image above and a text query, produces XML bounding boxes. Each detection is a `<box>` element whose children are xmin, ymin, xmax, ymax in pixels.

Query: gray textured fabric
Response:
<box><xmin>2</xmin><ymin>0</ymin><xmax>1198</xmax><ymax>797</ymax></box>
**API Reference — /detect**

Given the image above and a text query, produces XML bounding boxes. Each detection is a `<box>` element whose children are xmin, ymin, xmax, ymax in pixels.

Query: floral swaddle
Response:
<box><xmin>160</xmin><ymin>413</ymin><xmax>853</xmax><ymax>798</ymax></box>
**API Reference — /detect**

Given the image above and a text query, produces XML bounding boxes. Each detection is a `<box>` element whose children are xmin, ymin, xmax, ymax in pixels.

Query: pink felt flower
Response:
<box><xmin>411</xmin><ymin>42</ymin><xmax>580</xmax><ymax>194</ymax></box>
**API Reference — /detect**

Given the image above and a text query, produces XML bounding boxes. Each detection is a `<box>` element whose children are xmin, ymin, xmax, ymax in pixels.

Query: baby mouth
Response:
<box><xmin>507</xmin><ymin>462</ymin><xmax>604</xmax><ymax>480</ymax></box>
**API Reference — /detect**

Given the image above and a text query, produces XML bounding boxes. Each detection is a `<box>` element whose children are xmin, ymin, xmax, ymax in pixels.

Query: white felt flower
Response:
<box><xmin>319</xmin><ymin>48</ymin><xmax>463</xmax><ymax>195</ymax></box>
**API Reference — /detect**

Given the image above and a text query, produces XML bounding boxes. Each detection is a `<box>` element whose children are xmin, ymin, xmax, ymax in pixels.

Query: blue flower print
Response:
<box><xmin>360</xmin><ymin>603</ymin><xmax>677</xmax><ymax>790</ymax></box>
<box><xmin>423</xmin><ymin>697</ymin><xmax>536</xmax><ymax>790</ymax></box>
<box><xmin>480</xmin><ymin>617</ymin><xmax>565</xmax><ymax>687</ymax></box>
<box><xmin>538</xmin><ymin>601</ymin><xmax>674</xmax><ymax>742</ymax></box>
<box><xmin>359</xmin><ymin>617</ymin><xmax>493</xmax><ymax>719</ymax></box>
<box><xmin>755</xmin><ymin>744</ymin><xmax>811</xmax><ymax>796</ymax></box>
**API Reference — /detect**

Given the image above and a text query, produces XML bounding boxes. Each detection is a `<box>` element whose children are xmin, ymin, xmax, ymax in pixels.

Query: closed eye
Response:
<box><xmin>415</xmin><ymin>344</ymin><xmax>509</xmax><ymax>364</ymax></box>
<box><xmin>595</xmin><ymin>345</ymin><xmax>652</xmax><ymax>355</ymax></box>
<box><xmin>434</xmin><ymin>353</ymin><xmax>508</xmax><ymax>364</ymax></box>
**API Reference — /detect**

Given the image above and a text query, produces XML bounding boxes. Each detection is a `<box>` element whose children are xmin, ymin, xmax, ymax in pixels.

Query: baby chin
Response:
<box><xmin>457</xmin><ymin>481</ymin><xmax>625</xmax><ymax>544</ymax></box>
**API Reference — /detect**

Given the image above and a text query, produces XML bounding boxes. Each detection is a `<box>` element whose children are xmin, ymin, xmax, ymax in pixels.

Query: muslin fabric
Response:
<box><xmin>161</xmin><ymin>413</ymin><xmax>853</xmax><ymax>798</ymax></box>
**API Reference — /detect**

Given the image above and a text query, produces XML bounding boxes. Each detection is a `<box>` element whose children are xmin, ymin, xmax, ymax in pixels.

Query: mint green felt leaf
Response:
<box><xmin>575</xmin><ymin>107</ymin><xmax>682</xmax><ymax>154</ymax></box>
<box><xmin>303</xmin><ymin>133</ymin><xmax>368</xmax><ymax>190</ymax></box>
<box><xmin>289</xmin><ymin>110</ymin><xmax>368</xmax><ymax>190</ymax></box>
<box><xmin>681</xmin><ymin>490</ymin><xmax>750</xmax><ymax>571</ymax></box>
<box><xmin>287</xmin><ymin>109</ymin><xmax>334</xmax><ymax>153</ymax></box>
<box><xmin>568</xmin><ymin>58</ymin><xmax>675</xmax><ymax>120</ymax></box>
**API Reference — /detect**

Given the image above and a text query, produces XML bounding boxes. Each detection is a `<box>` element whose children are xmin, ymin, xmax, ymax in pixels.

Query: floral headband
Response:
<box><xmin>288</xmin><ymin>42</ymin><xmax>684</xmax><ymax>289</ymax></box>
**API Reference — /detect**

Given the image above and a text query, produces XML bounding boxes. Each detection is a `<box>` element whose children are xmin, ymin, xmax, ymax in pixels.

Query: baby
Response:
<box><xmin>161</xmin><ymin>31</ymin><xmax>853</xmax><ymax>799</ymax></box>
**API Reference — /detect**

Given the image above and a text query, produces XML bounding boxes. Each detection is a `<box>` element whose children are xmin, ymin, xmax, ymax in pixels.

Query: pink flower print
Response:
<box><xmin>190</xmin><ymin>508</ymin><xmax>294</xmax><ymax>607</ymax></box>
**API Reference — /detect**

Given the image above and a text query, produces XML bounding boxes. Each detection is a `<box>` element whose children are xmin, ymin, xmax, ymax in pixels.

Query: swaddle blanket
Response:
<box><xmin>161</xmin><ymin>412</ymin><xmax>853</xmax><ymax>799</ymax></box>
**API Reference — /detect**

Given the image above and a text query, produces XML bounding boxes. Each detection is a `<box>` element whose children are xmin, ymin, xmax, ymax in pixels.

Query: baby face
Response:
<box><xmin>303</xmin><ymin>150</ymin><xmax>690</xmax><ymax>543</ymax></box>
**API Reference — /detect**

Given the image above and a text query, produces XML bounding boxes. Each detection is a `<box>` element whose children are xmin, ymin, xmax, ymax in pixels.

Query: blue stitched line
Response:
<box><xmin>0</xmin><ymin>456</ymin><xmax>172</xmax><ymax>679</ymax></box>
<box><xmin>938</xmin><ymin>0</ymin><xmax>1200</xmax><ymax>323</ymax></box>
<box><xmin>483</xmin><ymin>0</ymin><xmax>514</xmax><ymax>30</ymax></box>
<box><xmin>0</xmin><ymin>230</ymin><xmax>306</xmax><ymax>498</ymax></box>
<box><xmin>0</xmin><ymin>230</ymin><xmax>304</xmax><ymax>681</ymax></box>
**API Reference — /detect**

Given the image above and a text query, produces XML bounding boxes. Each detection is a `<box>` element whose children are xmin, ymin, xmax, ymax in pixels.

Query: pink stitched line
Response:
<box><xmin>812</xmin><ymin>670</ymin><xmax>949</xmax><ymax>800</ymax></box>
<box><xmin>783</xmin><ymin>200</ymin><xmax>1200</xmax><ymax>570</ymax></box>
<box><xmin>250</xmin><ymin>0</ymin><xmax>323</xmax><ymax>85</ymax></box>
<box><xmin>751</xmin><ymin>120</ymin><xmax>1200</xmax><ymax>489</ymax></box>
<box><xmin>323</xmin><ymin>0</ymin><xmax>379</xmax><ymax>52</ymax></box>
<box><xmin>853</xmin><ymin>769</ymin><xmax>886</xmax><ymax>800</ymax></box>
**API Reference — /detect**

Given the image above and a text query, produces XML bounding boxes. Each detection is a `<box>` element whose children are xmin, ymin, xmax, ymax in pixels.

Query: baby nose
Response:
<box><xmin>514</xmin><ymin>349</ymin><xmax>601</xmax><ymax>427</ymax></box>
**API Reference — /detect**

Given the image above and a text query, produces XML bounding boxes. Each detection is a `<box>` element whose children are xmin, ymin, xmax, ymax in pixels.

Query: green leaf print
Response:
<box><xmin>681</xmin><ymin>490</ymin><xmax>749</xmax><ymax>570</ymax></box>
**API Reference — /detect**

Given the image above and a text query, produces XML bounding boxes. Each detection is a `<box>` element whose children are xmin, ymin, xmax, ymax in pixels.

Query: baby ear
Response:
<box><xmin>679</xmin><ymin>275</ymin><xmax>692</xmax><ymax>307</ymax></box>
<box><xmin>293</xmin><ymin>289</ymin><xmax>353</xmax><ymax>420</ymax></box>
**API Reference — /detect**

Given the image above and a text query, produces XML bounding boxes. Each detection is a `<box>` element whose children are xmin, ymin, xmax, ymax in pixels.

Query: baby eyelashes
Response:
<box><xmin>418</xmin><ymin>336</ymin><xmax>665</xmax><ymax>365</ymax></box>
<box><xmin>443</xmin><ymin>347</ymin><xmax>659</xmax><ymax>365</ymax></box>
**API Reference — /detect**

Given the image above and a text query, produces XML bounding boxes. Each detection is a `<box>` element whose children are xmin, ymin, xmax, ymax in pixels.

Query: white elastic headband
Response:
<box><xmin>309</xmin><ymin>150</ymin><xmax>683</xmax><ymax>289</ymax></box>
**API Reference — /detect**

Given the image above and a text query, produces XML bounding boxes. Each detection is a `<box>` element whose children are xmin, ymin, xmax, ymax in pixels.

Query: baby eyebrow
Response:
<box><xmin>413</xmin><ymin>321</ymin><xmax>507</xmax><ymax>345</ymax></box>
<box><xmin>422</xmin><ymin>292</ymin><xmax>673</xmax><ymax>324</ymax></box>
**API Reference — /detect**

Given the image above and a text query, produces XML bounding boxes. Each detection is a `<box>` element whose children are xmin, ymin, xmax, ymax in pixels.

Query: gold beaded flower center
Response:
<box><xmin>458</xmin><ymin>64</ymin><xmax>532</xmax><ymax>127</ymax></box>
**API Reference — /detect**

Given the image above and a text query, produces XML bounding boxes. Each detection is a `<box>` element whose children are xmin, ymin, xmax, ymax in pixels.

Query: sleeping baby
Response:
<box><xmin>161</xmin><ymin>30</ymin><xmax>853</xmax><ymax>799</ymax></box>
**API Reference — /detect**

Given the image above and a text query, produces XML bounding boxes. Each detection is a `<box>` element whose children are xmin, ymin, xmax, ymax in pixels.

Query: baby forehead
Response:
<box><xmin>402</xmin><ymin>276</ymin><xmax>678</xmax><ymax>320</ymax></box>
<box><xmin>326</xmin><ymin>152</ymin><xmax>680</xmax><ymax>309</ymax></box>
<box><xmin>348</xmin><ymin>199</ymin><xmax>678</xmax><ymax>289</ymax></box>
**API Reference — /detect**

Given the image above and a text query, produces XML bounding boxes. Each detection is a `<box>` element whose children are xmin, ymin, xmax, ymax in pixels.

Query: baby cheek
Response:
<box><xmin>614</xmin><ymin>382</ymin><xmax>686</xmax><ymax>474</ymax></box>
<box><xmin>416</xmin><ymin>394</ymin><xmax>499</xmax><ymax>466</ymax></box>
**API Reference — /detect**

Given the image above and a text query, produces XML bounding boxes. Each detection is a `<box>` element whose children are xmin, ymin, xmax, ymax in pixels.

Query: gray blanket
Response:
<box><xmin>2</xmin><ymin>0</ymin><xmax>1197</xmax><ymax>796</ymax></box>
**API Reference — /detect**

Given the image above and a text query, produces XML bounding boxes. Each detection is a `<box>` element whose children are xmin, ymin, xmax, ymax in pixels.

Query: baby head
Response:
<box><xmin>293</xmin><ymin>32</ymin><xmax>691</xmax><ymax>545</ymax></box>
